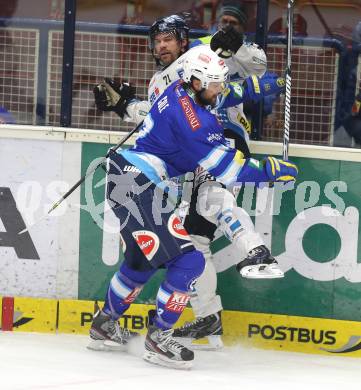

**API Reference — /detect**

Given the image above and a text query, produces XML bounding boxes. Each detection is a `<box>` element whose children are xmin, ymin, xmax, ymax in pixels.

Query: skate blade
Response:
<box><xmin>174</xmin><ymin>335</ymin><xmax>223</xmax><ymax>351</ymax></box>
<box><xmin>143</xmin><ymin>350</ymin><xmax>193</xmax><ymax>370</ymax></box>
<box><xmin>240</xmin><ymin>264</ymin><xmax>284</xmax><ymax>279</ymax></box>
<box><xmin>87</xmin><ymin>339</ymin><xmax>128</xmax><ymax>352</ymax></box>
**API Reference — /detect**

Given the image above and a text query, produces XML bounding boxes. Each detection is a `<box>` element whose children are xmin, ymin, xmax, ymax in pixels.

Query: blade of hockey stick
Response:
<box><xmin>18</xmin><ymin>121</ymin><xmax>143</xmax><ymax>235</ymax></box>
<box><xmin>282</xmin><ymin>0</ymin><xmax>295</xmax><ymax>160</ymax></box>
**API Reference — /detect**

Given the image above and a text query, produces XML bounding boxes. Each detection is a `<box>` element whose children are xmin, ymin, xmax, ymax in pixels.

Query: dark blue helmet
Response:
<box><xmin>149</xmin><ymin>14</ymin><xmax>190</xmax><ymax>60</ymax></box>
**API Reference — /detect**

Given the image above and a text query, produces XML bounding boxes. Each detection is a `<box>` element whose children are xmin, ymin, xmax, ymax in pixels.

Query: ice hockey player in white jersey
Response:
<box><xmin>93</xmin><ymin>14</ymin><xmax>288</xmax><ymax>350</ymax></box>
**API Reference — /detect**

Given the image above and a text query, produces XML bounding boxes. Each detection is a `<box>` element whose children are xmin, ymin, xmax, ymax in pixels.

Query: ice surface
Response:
<box><xmin>1</xmin><ymin>332</ymin><xmax>361</xmax><ymax>390</ymax></box>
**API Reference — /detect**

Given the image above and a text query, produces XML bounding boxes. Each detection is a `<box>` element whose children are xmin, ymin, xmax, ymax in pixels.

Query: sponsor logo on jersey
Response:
<box><xmin>277</xmin><ymin>77</ymin><xmax>286</xmax><ymax>87</ymax></box>
<box><xmin>124</xmin><ymin>286</ymin><xmax>143</xmax><ymax>304</ymax></box>
<box><xmin>168</xmin><ymin>214</ymin><xmax>190</xmax><ymax>240</ymax></box>
<box><xmin>149</xmin><ymin>86</ymin><xmax>160</xmax><ymax>104</ymax></box>
<box><xmin>179</xmin><ymin>96</ymin><xmax>201</xmax><ymax>131</ymax></box>
<box><xmin>157</xmin><ymin>95</ymin><xmax>169</xmax><ymax>113</ymax></box>
<box><xmin>132</xmin><ymin>230</ymin><xmax>160</xmax><ymax>260</ymax></box>
<box><xmin>123</xmin><ymin>165</ymin><xmax>141</xmax><ymax>173</ymax></box>
<box><xmin>252</xmin><ymin>56</ymin><xmax>266</xmax><ymax>66</ymax></box>
<box><xmin>207</xmin><ymin>132</ymin><xmax>223</xmax><ymax>143</ymax></box>
<box><xmin>264</xmin><ymin>83</ymin><xmax>271</xmax><ymax>91</ymax></box>
<box><xmin>150</xmin><ymin>92</ymin><xmax>157</xmax><ymax>104</ymax></box>
<box><xmin>237</xmin><ymin>113</ymin><xmax>251</xmax><ymax>134</ymax></box>
<box><xmin>248</xmin><ymin>323</ymin><xmax>337</xmax><ymax>346</ymax></box>
<box><xmin>230</xmin><ymin>82</ymin><xmax>243</xmax><ymax>98</ymax></box>
<box><xmin>165</xmin><ymin>292</ymin><xmax>190</xmax><ymax>313</ymax></box>
<box><xmin>177</xmin><ymin>69</ymin><xmax>184</xmax><ymax>80</ymax></box>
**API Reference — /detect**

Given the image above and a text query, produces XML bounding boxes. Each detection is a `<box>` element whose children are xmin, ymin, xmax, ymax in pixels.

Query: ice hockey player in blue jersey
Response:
<box><xmin>93</xmin><ymin>14</ymin><xmax>292</xmax><ymax>351</ymax></box>
<box><xmin>88</xmin><ymin>45</ymin><xmax>297</xmax><ymax>369</ymax></box>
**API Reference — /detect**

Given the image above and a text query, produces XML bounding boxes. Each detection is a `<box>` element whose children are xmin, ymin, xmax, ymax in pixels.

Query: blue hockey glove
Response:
<box><xmin>263</xmin><ymin>156</ymin><xmax>298</xmax><ymax>183</ymax></box>
<box><xmin>244</xmin><ymin>73</ymin><xmax>285</xmax><ymax>103</ymax></box>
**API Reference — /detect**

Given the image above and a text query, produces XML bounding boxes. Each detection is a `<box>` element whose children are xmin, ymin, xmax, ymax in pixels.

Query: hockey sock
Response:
<box><xmin>103</xmin><ymin>263</ymin><xmax>156</xmax><ymax>319</ymax></box>
<box><xmin>154</xmin><ymin>250</ymin><xmax>205</xmax><ymax>329</ymax></box>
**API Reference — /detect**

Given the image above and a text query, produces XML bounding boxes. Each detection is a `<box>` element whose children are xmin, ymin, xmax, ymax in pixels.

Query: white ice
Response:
<box><xmin>1</xmin><ymin>331</ymin><xmax>361</xmax><ymax>390</ymax></box>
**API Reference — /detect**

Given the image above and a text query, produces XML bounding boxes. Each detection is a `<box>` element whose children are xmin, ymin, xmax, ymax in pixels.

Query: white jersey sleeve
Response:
<box><xmin>123</xmin><ymin>53</ymin><xmax>189</xmax><ymax>124</ymax></box>
<box><xmin>226</xmin><ymin>42</ymin><xmax>267</xmax><ymax>80</ymax></box>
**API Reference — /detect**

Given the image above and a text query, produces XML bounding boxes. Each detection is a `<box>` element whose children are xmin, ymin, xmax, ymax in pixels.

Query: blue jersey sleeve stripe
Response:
<box><xmin>198</xmin><ymin>145</ymin><xmax>229</xmax><ymax>172</ymax></box>
<box><xmin>120</xmin><ymin>150</ymin><xmax>163</xmax><ymax>184</ymax></box>
<box><xmin>120</xmin><ymin>150</ymin><xmax>179</xmax><ymax>203</ymax></box>
<box><xmin>206</xmin><ymin>151</ymin><xmax>234</xmax><ymax>178</ymax></box>
<box><xmin>215</xmin><ymin>160</ymin><xmax>244</xmax><ymax>185</ymax></box>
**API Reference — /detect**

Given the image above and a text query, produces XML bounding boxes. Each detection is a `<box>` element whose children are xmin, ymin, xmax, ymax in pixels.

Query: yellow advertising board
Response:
<box><xmin>3</xmin><ymin>296</ymin><xmax>361</xmax><ymax>358</ymax></box>
<box><xmin>12</xmin><ymin>297</ymin><xmax>57</xmax><ymax>333</ymax></box>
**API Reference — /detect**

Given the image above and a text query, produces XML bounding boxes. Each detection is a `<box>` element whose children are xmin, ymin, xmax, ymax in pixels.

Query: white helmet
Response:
<box><xmin>182</xmin><ymin>45</ymin><xmax>229</xmax><ymax>89</ymax></box>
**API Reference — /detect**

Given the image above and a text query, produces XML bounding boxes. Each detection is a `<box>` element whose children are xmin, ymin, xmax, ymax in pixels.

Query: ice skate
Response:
<box><xmin>87</xmin><ymin>305</ymin><xmax>139</xmax><ymax>351</ymax></box>
<box><xmin>173</xmin><ymin>311</ymin><xmax>223</xmax><ymax>350</ymax></box>
<box><xmin>236</xmin><ymin>245</ymin><xmax>284</xmax><ymax>279</ymax></box>
<box><xmin>143</xmin><ymin>324</ymin><xmax>194</xmax><ymax>370</ymax></box>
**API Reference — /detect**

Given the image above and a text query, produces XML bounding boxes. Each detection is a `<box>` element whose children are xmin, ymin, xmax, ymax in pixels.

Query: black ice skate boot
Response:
<box><xmin>87</xmin><ymin>304</ymin><xmax>139</xmax><ymax>351</ymax></box>
<box><xmin>236</xmin><ymin>245</ymin><xmax>284</xmax><ymax>279</ymax></box>
<box><xmin>143</xmin><ymin>310</ymin><xmax>194</xmax><ymax>369</ymax></box>
<box><xmin>173</xmin><ymin>311</ymin><xmax>223</xmax><ymax>350</ymax></box>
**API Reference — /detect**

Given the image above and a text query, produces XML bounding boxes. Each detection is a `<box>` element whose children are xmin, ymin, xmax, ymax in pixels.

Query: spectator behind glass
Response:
<box><xmin>217</xmin><ymin>0</ymin><xmax>248</xmax><ymax>34</ymax></box>
<box><xmin>0</xmin><ymin>106</ymin><xmax>16</xmax><ymax>124</ymax></box>
<box><xmin>333</xmin><ymin>21</ymin><xmax>361</xmax><ymax>148</ymax></box>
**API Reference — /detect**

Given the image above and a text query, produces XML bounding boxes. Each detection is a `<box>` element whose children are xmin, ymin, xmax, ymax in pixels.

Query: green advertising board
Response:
<box><xmin>78</xmin><ymin>142</ymin><xmax>361</xmax><ymax>322</ymax></box>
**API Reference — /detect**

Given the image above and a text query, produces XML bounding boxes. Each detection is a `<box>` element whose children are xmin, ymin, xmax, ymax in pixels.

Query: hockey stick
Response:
<box><xmin>282</xmin><ymin>0</ymin><xmax>295</xmax><ymax>160</ymax></box>
<box><xmin>18</xmin><ymin>121</ymin><xmax>143</xmax><ymax>235</ymax></box>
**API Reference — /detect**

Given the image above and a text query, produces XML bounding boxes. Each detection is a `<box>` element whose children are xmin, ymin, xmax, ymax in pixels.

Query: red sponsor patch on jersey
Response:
<box><xmin>168</xmin><ymin>214</ymin><xmax>190</xmax><ymax>240</ymax></box>
<box><xmin>123</xmin><ymin>286</ymin><xmax>142</xmax><ymax>304</ymax></box>
<box><xmin>132</xmin><ymin>230</ymin><xmax>160</xmax><ymax>261</ymax></box>
<box><xmin>165</xmin><ymin>292</ymin><xmax>190</xmax><ymax>313</ymax></box>
<box><xmin>179</xmin><ymin>96</ymin><xmax>201</xmax><ymax>131</ymax></box>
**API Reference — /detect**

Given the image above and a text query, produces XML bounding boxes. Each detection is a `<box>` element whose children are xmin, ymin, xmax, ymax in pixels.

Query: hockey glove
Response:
<box><xmin>243</xmin><ymin>73</ymin><xmax>285</xmax><ymax>103</ymax></box>
<box><xmin>210</xmin><ymin>25</ymin><xmax>243</xmax><ymax>59</ymax></box>
<box><xmin>93</xmin><ymin>78</ymin><xmax>136</xmax><ymax>119</ymax></box>
<box><xmin>263</xmin><ymin>156</ymin><xmax>298</xmax><ymax>183</ymax></box>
